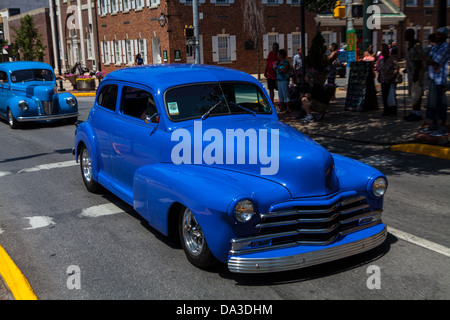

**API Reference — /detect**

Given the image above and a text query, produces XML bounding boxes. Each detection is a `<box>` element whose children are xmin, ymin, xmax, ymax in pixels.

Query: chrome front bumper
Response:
<box><xmin>227</xmin><ymin>225</ymin><xmax>387</xmax><ymax>273</ymax></box>
<box><xmin>17</xmin><ymin>113</ymin><xmax>78</xmax><ymax>122</ymax></box>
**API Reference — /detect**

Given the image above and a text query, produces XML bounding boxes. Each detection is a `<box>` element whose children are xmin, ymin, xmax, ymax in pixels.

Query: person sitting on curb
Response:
<box><xmin>297</xmin><ymin>73</ymin><xmax>329</xmax><ymax>123</ymax></box>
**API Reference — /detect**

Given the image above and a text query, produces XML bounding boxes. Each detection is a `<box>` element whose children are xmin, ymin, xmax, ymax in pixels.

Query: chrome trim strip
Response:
<box><xmin>230</xmin><ymin>231</ymin><xmax>298</xmax><ymax>244</ymax></box>
<box><xmin>17</xmin><ymin>113</ymin><xmax>78</xmax><ymax>122</ymax></box>
<box><xmin>341</xmin><ymin>204</ymin><xmax>370</xmax><ymax>215</ymax></box>
<box><xmin>259</xmin><ymin>195</ymin><xmax>366</xmax><ymax>219</ymax></box>
<box><xmin>227</xmin><ymin>226</ymin><xmax>387</xmax><ymax>273</ymax></box>
<box><xmin>341</xmin><ymin>210</ymin><xmax>382</xmax><ymax>225</ymax></box>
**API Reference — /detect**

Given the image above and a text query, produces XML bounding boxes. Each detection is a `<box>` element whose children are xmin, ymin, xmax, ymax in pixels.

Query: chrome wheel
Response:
<box><xmin>81</xmin><ymin>148</ymin><xmax>93</xmax><ymax>183</ymax></box>
<box><xmin>182</xmin><ymin>208</ymin><xmax>204</xmax><ymax>256</ymax></box>
<box><xmin>8</xmin><ymin>110</ymin><xmax>13</xmax><ymax>127</ymax></box>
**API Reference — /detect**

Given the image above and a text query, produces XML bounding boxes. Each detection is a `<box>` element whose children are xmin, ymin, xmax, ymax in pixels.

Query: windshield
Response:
<box><xmin>11</xmin><ymin>69</ymin><xmax>54</xmax><ymax>83</ymax></box>
<box><xmin>165</xmin><ymin>82</ymin><xmax>272</xmax><ymax>121</ymax></box>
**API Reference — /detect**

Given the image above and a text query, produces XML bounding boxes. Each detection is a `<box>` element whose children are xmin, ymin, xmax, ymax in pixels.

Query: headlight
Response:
<box><xmin>66</xmin><ymin>97</ymin><xmax>77</xmax><ymax>108</ymax></box>
<box><xmin>18</xmin><ymin>100</ymin><xmax>28</xmax><ymax>111</ymax></box>
<box><xmin>372</xmin><ymin>177</ymin><xmax>387</xmax><ymax>198</ymax></box>
<box><xmin>234</xmin><ymin>200</ymin><xmax>256</xmax><ymax>223</ymax></box>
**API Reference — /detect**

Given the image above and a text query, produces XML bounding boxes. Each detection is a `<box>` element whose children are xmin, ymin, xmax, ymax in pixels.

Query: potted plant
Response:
<box><xmin>95</xmin><ymin>71</ymin><xmax>106</xmax><ymax>82</ymax></box>
<box><xmin>75</xmin><ymin>74</ymin><xmax>96</xmax><ymax>91</ymax></box>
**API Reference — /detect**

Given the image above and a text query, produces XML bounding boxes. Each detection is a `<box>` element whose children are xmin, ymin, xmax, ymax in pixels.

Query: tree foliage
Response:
<box><xmin>11</xmin><ymin>14</ymin><xmax>46</xmax><ymax>61</ymax></box>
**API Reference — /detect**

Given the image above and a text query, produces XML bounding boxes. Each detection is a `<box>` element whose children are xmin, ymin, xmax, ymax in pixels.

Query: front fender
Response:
<box><xmin>56</xmin><ymin>92</ymin><xmax>78</xmax><ymax>114</ymax></box>
<box><xmin>6</xmin><ymin>95</ymin><xmax>39</xmax><ymax>119</ymax></box>
<box><xmin>133</xmin><ymin>163</ymin><xmax>291</xmax><ymax>262</ymax></box>
<box><xmin>74</xmin><ymin>121</ymin><xmax>99</xmax><ymax>182</ymax></box>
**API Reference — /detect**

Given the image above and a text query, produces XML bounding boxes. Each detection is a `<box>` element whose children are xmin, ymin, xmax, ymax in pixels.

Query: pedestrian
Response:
<box><xmin>264</xmin><ymin>42</ymin><xmax>279</xmax><ymax>104</ymax></box>
<box><xmin>297</xmin><ymin>73</ymin><xmax>328</xmax><ymax>123</ymax></box>
<box><xmin>378</xmin><ymin>43</ymin><xmax>399</xmax><ymax>116</ymax></box>
<box><xmin>292</xmin><ymin>47</ymin><xmax>303</xmax><ymax>85</ymax></box>
<box><xmin>135</xmin><ymin>53</ymin><xmax>144</xmax><ymax>66</ymax></box>
<box><xmin>423</xmin><ymin>33</ymin><xmax>436</xmax><ymax>92</ymax></box>
<box><xmin>403</xmin><ymin>28</ymin><xmax>425</xmax><ymax>122</ymax></box>
<box><xmin>276</xmin><ymin>49</ymin><xmax>292</xmax><ymax>113</ymax></box>
<box><xmin>390</xmin><ymin>41</ymin><xmax>398</xmax><ymax>57</ymax></box>
<box><xmin>327</xmin><ymin>43</ymin><xmax>339</xmax><ymax>101</ymax></box>
<box><xmin>421</xmin><ymin>27</ymin><xmax>450</xmax><ymax>137</ymax></box>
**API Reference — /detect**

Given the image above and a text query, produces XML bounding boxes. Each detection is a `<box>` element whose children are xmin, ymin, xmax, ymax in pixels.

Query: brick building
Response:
<box><xmin>95</xmin><ymin>0</ymin><xmax>319</xmax><ymax>75</ymax></box>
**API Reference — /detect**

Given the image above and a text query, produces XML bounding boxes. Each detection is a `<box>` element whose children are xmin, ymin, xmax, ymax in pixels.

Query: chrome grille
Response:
<box><xmin>230</xmin><ymin>195</ymin><xmax>383</xmax><ymax>255</ymax></box>
<box><xmin>42</xmin><ymin>101</ymin><xmax>54</xmax><ymax>115</ymax></box>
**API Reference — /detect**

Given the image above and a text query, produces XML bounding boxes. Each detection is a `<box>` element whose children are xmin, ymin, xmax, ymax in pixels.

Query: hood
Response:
<box><xmin>162</xmin><ymin>117</ymin><xmax>339</xmax><ymax>198</ymax></box>
<box><xmin>13</xmin><ymin>83</ymin><xmax>55</xmax><ymax>101</ymax></box>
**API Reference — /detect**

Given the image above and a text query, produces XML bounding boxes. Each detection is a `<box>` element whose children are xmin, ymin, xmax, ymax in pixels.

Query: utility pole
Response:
<box><xmin>300</xmin><ymin>0</ymin><xmax>306</xmax><ymax>91</ymax></box>
<box><xmin>345</xmin><ymin>0</ymin><xmax>354</xmax><ymax>85</ymax></box>
<box><xmin>192</xmin><ymin>0</ymin><xmax>200</xmax><ymax>64</ymax></box>
<box><xmin>362</xmin><ymin>0</ymin><xmax>372</xmax><ymax>53</ymax></box>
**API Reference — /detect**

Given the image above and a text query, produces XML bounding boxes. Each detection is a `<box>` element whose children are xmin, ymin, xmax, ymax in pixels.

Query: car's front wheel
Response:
<box><xmin>179</xmin><ymin>207</ymin><xmax>218</xmax><ymax>269</ymax></box>
<box><xmin>7</xmin><ymin>108</ymin><xmax>21</xmax><ymax>129</ymax></box>
<box><xmin>79</xmin><ymin>144</ymin><xmax>102</xmax><ymax>193</ymax></box>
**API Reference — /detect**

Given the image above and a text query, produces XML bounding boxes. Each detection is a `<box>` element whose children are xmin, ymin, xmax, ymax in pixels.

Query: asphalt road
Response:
<box><xmin>0</xmin><ymin>97</ymin><xmax>449</xmax><ymax>301</ymax></box>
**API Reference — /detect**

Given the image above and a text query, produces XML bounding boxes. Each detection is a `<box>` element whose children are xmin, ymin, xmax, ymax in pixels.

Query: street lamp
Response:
<box><xmin>158</xmin><ymin>13</ymin><xmax>167</xmax><ymax>27</ymax></box>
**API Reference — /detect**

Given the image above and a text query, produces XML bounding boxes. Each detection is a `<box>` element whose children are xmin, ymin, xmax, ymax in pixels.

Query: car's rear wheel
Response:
<box><xmin>179</xmin><ymin>207</ymin><xmax>218</xmax><ymax>269</ymax></box>
<box><xmin>7</xmin><ymin>108</ymin><xmax>21</xmax><ymax>129</ymax></box>
<box><xmin>79</xmin><ymin>145</ymin><xmax>102</xmax><ymax>193</ymax></box>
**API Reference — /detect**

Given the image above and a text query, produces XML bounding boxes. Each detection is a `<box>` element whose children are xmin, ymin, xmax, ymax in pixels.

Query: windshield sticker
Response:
<box><xmin>168</xmin><ymin>102</ymin><xmax>180</xmax><ymax>116</ymax></box>
<box><xmin>11</xmin><ymin>76</ymin><xmax>16</xmax><ymax>82</ymax></box>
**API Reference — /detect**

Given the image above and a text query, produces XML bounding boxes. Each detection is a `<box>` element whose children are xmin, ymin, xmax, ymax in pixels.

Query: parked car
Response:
<box><xmin>0</xmin><ymin>61</ymin><xmax>78</xmax><ymax>129</ymax></box>
<box><xmin>73</xmin><ymin>64</ymin><xmax>388</xmax><ymax>273</ymax></box>
<box><xmin>336</xmin><ymin>50</ymin><xmax>347</xmax><ymax>78</ymax></box>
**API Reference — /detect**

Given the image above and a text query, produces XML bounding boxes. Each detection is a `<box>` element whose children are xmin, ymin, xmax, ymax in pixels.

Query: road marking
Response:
<box><xmin>17</xmin><ymin>160</ymin><xmax>77</xmax><ymax>174</ymax></box>
<box><xmin>0</xmin><ymin>245</ymin><xmax>38</xmax><ymax>300</ymax></box>
<box><xmin>23</xmin><ymin>216</ymin><xmax>56</xmax><ymax>230</ymax></box>
<box><xmin>79</xmin><ymin>203</ymin><xmax>124</xmax><ymax>218</ymax></box>
<box><xmin>0</xmin><ymin>171</ymin><xmax>12</xmax><ymax>177</ymax></box>
<box><xmin>388</xmin><ymin>226</ymin><xmax>450</xmax><ymax>258</ymax></box>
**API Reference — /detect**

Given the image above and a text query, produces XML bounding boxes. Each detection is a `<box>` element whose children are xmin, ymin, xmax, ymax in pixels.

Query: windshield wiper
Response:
<box><xmin>228</xmin><ymin>101</ymin><xmax>256</xmax><ymax>117</ymax></box>
<box><xmin>201</xmin><ymin>101</ymin><xmax>222</xmax><ymax>120</ymax></box>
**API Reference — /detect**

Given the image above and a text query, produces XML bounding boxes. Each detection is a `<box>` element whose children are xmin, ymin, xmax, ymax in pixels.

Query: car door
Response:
<box><xmin>108</xmin><ymin>84</ymin><xmax>161</xmax><ymax>204</ymax></box>
<box><xmin>0</xmin><ymin>70</ymin><xmax>11</xmax><ymax>117</ymax></box>
<box><xmin>91</xmin><ymin>83</ymin><xmax>119</xmax><ymax>187</ymax></box>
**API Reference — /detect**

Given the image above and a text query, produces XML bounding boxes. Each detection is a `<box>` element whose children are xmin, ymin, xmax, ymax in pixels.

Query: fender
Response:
<box><xmin>56</xmin><ymin>92</ymin><xmax>78</xmax><ymax>114</ymax></box>
<box><xmin>133</xmin><ymin>163</ymin><xmax>291</xmax><ymax>262</ymax></box>
<box><xmin>74</xmin><ymin>121</ymin><xmax>100</xmax><ymax>182</ymax></box>
<box><xmin>6</xmin><ymin>95</ymin><xmax>39</xmax><ymax>119</ymax></box>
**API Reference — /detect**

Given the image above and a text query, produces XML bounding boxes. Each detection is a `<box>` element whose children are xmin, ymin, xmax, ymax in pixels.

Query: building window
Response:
<box><xmin>100</xmin><ymin>0</ymin><xmax>108</xmax><ymax>15</ymax></box>
<box><xmin>86</xmin><ymin>33</ymin><xmax>93</xmax><ymax>59</ymax></box>
<box><xmin>136</xmin><ymin>0</ymin><xmax>144</xmax><ymax>8</ymax></box>
<box><xmin>212</xmin><ymin>35</ymin><xmax>236</xmax><ymax>63</ymax></box>
<box><xmin>126</xmin><ymin>40</ymin><xmax>134</xmax><ymax>65</ymax></box>
<box><xmin>111</xmin><ymin>0</ymin><xmax>118</xmax><ymax>13</ymax></box>
<box><xmin>114</xmin><ymin>40</ymin><xmax>122</xmax><ymax>64</ymax></box>
<box><xmin>406</xmin><ymin>0</ymin><xmax>417</xmax><ymax>6</ymax></box>
<box><xmin>137</xmin><ymin>38</ymin><xmax>148</xmax><ymax>64</ymax></box>
<box><xmin>423</xmin><ymin>0</ymin><xmax>434</xmax><ymax>6</ymax></box>
<box><xmin>288</xmin><ymin>0</ymin><xmax>300</xmax><ymax>4</ymax></box>
<box><xmin>264</xmin><ymin>0</ymin><xmax>281</xmax><ymax>5</ymax></box>
<box><xmin>104</xmin><ymin>41</ymin><xmax>111</xmax><ymax>64</ymax></box>
<box><xmin>123</xmin><ymin>0</ymin><xmax>131</xmax><ymax>11</ymax></box>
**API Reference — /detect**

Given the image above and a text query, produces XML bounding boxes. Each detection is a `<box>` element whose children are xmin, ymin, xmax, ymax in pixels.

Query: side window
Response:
<box><xmin>97</xmin><ymin>84</ymin><xmax>118</xmax><ymax>111</ymax></box>
<box><xmin>0</xmin><ymin>71</ymin><xmax>8</xmax><ymax>83</ymax></box>
<box><xmin>121</xmin><ymin>86</ymin><xmax>158</xmax><ymax>122</ymax></box>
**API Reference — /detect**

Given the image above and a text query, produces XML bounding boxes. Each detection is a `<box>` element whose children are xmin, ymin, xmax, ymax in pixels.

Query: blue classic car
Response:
<box><xmin>0</xmin><ymin>61</ymin><xmax>78</xmax><ymax>129</ymax></box>
<box><xmin>74</xmin><ymin>64</ymin><xmax>387</xmax><ymax>273</ymax></box>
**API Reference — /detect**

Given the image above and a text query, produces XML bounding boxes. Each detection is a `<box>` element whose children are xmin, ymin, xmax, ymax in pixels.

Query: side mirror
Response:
<box><xmin>144</xmin><ymin>113</ymin><xmax>160</xmax><ymax>124</ymax></box>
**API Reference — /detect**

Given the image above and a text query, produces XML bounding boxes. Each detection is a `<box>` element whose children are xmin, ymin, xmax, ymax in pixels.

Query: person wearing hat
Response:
<box><xmin>422</xmin><ymin>27</ymin><xmax>450</xmax><ymax>137</ymax></box>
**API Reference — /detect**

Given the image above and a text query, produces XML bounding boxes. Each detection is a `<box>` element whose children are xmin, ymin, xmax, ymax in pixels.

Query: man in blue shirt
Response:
<box><xmin>422</xmin><ymin>27</ymin><xmax>450</xmax><ymax>137</ymax></box>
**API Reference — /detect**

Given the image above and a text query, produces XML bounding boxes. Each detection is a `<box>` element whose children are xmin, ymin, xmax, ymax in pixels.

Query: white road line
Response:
<box><xmin>0</xmin><ymin>171</ymin><xmax>11</xmax><ymax>177</ymax></box>
<box><xmin>17</xmin><ymin>160</ymin><xmax>77</xmax><ymax>174</ymax></box>
<box><xmin>388</xmin><ymin>226</ymin><xmax>450</xmax><ymax>258</ymax></box>
<box><xmin>23</xmin><ymin>216</ymin><xmax>56</xmax><ymax>230</ymax></box>
<box><xmin>79</xmin><ymin>203</ymin><xmax>124</xmax><ymax>218</ymax></box>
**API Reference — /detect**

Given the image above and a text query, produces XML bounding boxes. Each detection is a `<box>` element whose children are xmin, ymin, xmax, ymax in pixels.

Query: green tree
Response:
<box><xmin>11</xmin><ymin>14</ymin><xmax>46</xmax><ymax>61</ymax></box>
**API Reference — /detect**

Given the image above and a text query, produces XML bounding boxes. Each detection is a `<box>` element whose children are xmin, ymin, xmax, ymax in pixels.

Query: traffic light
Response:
<box><xmin>351</xmin><ymin>4</ymin><xmax>363</xmax><ymax>18</ymax></box>
<box><xmin>333</xmin><ymin>1</ymin><xmax>346</xmax><ymax>19</ymax></box>
<box><xmin>184</xmin><ymin>25</ymin><xmax>194</xmax><ymax>38</ymax></box>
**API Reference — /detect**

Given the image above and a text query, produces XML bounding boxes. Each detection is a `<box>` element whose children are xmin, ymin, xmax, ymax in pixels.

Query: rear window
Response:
<box><xmin>97</xmin><ymin>84</ymin><xmax>118</xmax><ymax>111</ymax></box>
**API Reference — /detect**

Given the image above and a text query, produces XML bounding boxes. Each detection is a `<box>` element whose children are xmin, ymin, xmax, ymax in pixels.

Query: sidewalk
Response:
<box><xmin>261</xmin><ymin>78</ymin><xmax>450</xmax><ymax>160</ymax></box>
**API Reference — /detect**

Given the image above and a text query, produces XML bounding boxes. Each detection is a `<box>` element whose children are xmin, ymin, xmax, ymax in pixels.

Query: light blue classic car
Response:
<box><xmin>74</xmin><ymin>64</ymin><xmax>388</xmax><ymax>273</ymax></box>
<box><xmin>0</xmin><ymin>61</ymin><xmax>78</xmax><ymax>129</ymax></box>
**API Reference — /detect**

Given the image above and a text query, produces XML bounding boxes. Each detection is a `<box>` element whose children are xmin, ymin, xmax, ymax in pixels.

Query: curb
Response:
<box><xmin>72</xmin><ymin>92</ymin><xmax>96</xmax><ymax>97</ymax></box>
<box><xmin>391</xmin><ymin>143</ymin><xmax>450</xmax><ymax>160</ymax></box>
<box><xmin>0</xmin><ymin>245</ymin><xmax>38</xmax><ymax>300</ymax></box>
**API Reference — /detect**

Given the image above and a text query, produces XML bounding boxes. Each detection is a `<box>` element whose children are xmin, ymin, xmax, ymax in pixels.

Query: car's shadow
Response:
<box><xmin>0</xmin><ymin>118</ymin><xmax>76</xmax><ymax>130</ymax></box>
